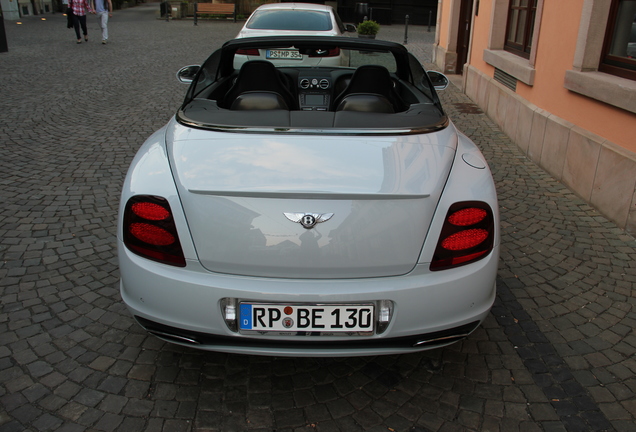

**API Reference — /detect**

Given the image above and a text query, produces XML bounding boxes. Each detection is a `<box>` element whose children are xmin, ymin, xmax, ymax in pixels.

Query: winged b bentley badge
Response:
<box><xmin>284</xmin><ymin>212</ymin><xmax>334</xmax><ymax>229</ymax></box>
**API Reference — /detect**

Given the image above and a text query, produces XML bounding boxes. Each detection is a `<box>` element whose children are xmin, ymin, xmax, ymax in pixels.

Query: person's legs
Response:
<box><xmin>73</xmin><ymin>15</ymin><xmax>81</xmax><ymax>41</ymax></box>
<box><xmin>99</xmin><ymin>12</ymin><xmax>109</xmax><ymax>41</ymax></box>
<box><xmin>78</xmin><ymin>15</ymin><xmax>88</xmax><ymax>40</ymax></box>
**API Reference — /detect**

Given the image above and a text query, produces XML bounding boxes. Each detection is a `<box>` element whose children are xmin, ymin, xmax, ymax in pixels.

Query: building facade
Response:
<box><xmin>434</xmin><ymin>0</ymin><xmax>636</xmax><ymax>234</ymax></box>
<box><xmin>1</xmin><ymin>0</ymin><xmax>23</xmax><ymax>20</ymax></box>
<box><xmin>3</xmin><ymin>0</ymin><xmax>438</xmax><ymax>23</ymax></box>
<box><xmin>332</xmin><ymin>0</ymin><xmax>438</xmax><ymax>26</ymax></box>
<box><xmin>3</xmin><ymin>0</ymin><xmax>56</xmax><ymax>17</ymax></box>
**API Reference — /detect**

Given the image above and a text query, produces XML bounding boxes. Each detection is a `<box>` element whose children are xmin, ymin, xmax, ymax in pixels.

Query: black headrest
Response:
<box><xmin>332</xmin><ymin>64</ymin><xmax>407</xmax><ymax>112</ymax></box>
<box><xmin>223</xmin><ymin>60</ymin><xmax>297</xmax><ymax>110</ymax></box>
<box><xmin>235</xmin><ymin>61</ymin><xmax>280</xmax><ymax>88</ymax></box>
<box><xmin>344</xmin><ymin>65</ymin><xmax>394</xmax><ymax>97</ymax></box>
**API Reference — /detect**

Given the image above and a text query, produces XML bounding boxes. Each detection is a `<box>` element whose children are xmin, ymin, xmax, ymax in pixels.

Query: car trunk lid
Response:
<box><xmin>168</xmin><ymin>125</ymin><xmax>457</xmax><ymax>279</ymax></box>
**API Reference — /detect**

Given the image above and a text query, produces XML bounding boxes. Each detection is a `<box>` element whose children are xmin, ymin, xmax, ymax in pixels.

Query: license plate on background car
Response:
<box><xmin>239</xmin><ymin>303</ymin><xmax>374</xmax><ymax>333</ymax></box>
<box><xmin>266</xmin><ymin>49</ymin><xmax>303</xmax><ymax>60</ymax></box>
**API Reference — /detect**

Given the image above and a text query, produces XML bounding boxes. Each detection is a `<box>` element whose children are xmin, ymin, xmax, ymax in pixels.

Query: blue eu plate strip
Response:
<box><xmin>240</xmin><ymin>304</ymin><xmax>252</xmax><ymax>329</ymax></box>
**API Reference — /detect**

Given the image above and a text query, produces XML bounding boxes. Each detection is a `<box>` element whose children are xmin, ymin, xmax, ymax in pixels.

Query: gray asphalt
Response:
<box><xmin>1</xmin><ymin>4</ymin><xmax>635</xmax><ymax>432</ymax></box>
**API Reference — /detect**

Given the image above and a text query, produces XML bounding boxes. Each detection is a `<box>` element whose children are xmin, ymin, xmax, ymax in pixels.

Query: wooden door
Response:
<box><xmin>456</xmin><ymin>0</ymin><xmax>474</xmax><ymax>74</ymax></box>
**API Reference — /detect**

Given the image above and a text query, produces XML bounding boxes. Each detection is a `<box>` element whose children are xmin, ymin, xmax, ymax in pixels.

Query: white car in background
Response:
<box><xmin>234</xmin><ymin>3</ymin><xmax>356</xmax><ymax>67</ymax></box>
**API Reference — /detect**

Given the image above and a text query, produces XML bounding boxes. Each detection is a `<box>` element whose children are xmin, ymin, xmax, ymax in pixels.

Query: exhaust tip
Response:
<box><xmin>412</xmin><ymin>333</ymin><xmax>471</xmax><ymax>348</ymax></box>
<box><xmin>135</xmin><ymin>316</ymin><xmax>202</xmax><ymax>345</ymax></box>
<box><xmin>147</xmin><ymin>330</ymin><xmax>201</xmax><ymax>345</ymax></box>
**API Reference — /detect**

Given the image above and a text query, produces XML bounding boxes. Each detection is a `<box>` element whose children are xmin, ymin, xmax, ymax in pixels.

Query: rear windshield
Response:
<box><xmin>247</xmin><ymin>10</ymin><xmax>333</xmax><ymax>31</ymax></box>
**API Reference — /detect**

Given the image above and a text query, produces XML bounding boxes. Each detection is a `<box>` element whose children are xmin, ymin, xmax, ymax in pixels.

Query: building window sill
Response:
<box><xmin>564</xmin><ymin>70</ymin><xmax>636</xmax><ymax>114</ymax></box>
<box><xmin>483</xmin><ymin>49</ymin><xmax>535</xmax><ymax>86</ymax></box>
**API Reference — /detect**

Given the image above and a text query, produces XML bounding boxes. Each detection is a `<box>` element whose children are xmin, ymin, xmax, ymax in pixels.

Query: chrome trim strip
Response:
<box><xmin>187</xmin><ymin>190</ymin><xmax>431</xmax><ymax>199</ymax></box>
<box><xmin>176</xmin><ymin>110</ymin><xmax>449</xmax><ymax>136</ymax></box>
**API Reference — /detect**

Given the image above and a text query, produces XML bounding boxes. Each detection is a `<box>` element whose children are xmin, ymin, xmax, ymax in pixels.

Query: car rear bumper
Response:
<box><xmin>119</xmin><ymin>242</ymin><xmax>498</xmax><ymax>357</ymax></box>
<box><xmin>134</xmin><ymin>315</ymin><xmax>482</xmax><ymax>356</ymax></box>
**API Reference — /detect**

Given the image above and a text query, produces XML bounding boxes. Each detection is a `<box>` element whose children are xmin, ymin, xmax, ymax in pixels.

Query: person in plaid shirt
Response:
<box><xmin>69</xmin><ymin>0</ymin><xmax>93</xmax><ymax>44</ymax></box>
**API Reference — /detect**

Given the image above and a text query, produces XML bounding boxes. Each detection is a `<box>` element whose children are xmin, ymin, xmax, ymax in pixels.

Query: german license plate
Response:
<box><xmin>239</xmin><ymin>303</ymin><xmax>374</xmax><ymax>333</ymax></box>
<box><xmin>266</xmin><ymin>49</ymin><xmax>303</xmax><ymax>60</ymax></box>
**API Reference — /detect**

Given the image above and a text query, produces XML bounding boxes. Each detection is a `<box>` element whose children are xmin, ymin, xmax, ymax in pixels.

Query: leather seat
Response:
<box><xmin>230</xmin><ymin>91</ymin><xmax>290</xmax><ymax>110</ymax></box>
<box><xmin>223</xmin><ymin>61</ymin><xmax>297</xmax><ymax>110</ymax></box>
<box><xmin>335</xmin><ymin>94</ymin><xmax>395</xmax><ymax>113</ymax></box>
<box><xmin>332</xmin><ymin>65</ymin><xmax>406</xmax><ymax>113</ymax></box>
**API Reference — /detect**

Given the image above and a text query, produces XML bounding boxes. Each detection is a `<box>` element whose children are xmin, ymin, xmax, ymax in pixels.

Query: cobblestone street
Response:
<box><xmin>1</xmin><ymin>4</ymin><xmax>636</xmax><ymax>431</ymax></box>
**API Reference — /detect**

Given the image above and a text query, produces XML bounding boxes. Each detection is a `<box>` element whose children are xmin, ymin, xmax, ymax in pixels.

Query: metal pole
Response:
<box><xmin>403</xmin><ymin>15</ymin><xmax>409</xmax><ymax>45</ymax></box>
<box><xmin>427</xmin><ymin>10</ymin><xmax>432</xmax><ymax>32</ymax></box>
<box><xmin>194</xmin><ymin>2</ymin><xmax>197</xmax><ymax>26</ymax></box>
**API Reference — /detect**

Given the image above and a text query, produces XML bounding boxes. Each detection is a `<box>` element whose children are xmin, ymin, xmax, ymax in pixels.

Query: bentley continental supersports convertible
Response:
<box><xmin>118</xmin><ymin>36</ymin><xmax>499</xmax><ymax>357</ymax></box>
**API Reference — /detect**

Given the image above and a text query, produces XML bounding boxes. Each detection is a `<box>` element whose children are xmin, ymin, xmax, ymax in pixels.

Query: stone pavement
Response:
<box><xmin>1</xmin><ymin>4</ymin><xmax>635</xmax><ymax>432</ymax></box>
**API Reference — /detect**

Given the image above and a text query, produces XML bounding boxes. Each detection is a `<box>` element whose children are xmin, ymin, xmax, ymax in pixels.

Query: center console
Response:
<box><xmin>298</xmin><ymin>72</ymin><xmax>332</xmax><ymax>111</ymax></box>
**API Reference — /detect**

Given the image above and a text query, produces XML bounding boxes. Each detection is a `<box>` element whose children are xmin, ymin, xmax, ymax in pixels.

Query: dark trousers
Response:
<box><xmin>73</xmin><ymin>15</ymin><xmax>87</xmax><ymax>40</ymax></box>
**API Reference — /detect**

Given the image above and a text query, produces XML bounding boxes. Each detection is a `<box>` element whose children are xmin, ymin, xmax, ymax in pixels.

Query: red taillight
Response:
<box><xmin>430</xmin><ymin>202</ymin><xmax>494</xmax><ymax>271</ymax></box>
<box><xmin>129</xmin><ymin>223</ymin><xmax>175</xmax><ymax>246</ymax></box>
<box><xmin>236</xmin><ymin>48</ymin><xmax>260</xmax><ymax>56</ymax></box>
<box><xmin>131</xmin><ymin>202</ymin><xmax>170</xmax><ymax>221</ymax></box>
<box><xmin>123</xmin><ymin>196</ymin><xmax>186</xmax><ymax>267</ymax></box>
<box><xmin>441</xmin><ymin>229</ymin><xmax>490</xmax><ymax>251</ymax></box>
<box><xmin>308</xmin><ymin>47</ymin><xmax>340</xmax><ymax>57</ymax></box>
<box><xmin>447</xmin><ymin>207</ymin><xmax>487</xmax><ymax>226</ymax></box>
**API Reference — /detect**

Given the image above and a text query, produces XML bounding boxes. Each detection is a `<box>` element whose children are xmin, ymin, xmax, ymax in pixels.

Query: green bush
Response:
<box><xmin>357</xmin><ymin>20</ymin><xmax>380</xmax><ymax>35</ymax></box>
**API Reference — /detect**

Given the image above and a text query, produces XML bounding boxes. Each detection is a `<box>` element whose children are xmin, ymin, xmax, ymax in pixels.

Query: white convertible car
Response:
<box><xmin>118</xmin><ymin>36</ymin><xmax>499</xmax><ymax>357</ymax></box>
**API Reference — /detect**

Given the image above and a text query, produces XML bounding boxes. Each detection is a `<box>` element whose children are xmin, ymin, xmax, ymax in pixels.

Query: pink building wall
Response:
<box><xmin>434</xmin><ymin>0</ymin><xmax>636</xmax><ymax>233</ymax></box>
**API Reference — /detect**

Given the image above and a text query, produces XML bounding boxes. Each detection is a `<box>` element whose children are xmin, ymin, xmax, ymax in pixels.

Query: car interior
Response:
<box><xmin>209</xmin><ymin>60</ymin><xmax>414</xmax><ymax>113</ymax></box>
<box><xmin>177</xmin><ymin>48</ymin><xmax>448</xmax><ymax>131</ymax></box>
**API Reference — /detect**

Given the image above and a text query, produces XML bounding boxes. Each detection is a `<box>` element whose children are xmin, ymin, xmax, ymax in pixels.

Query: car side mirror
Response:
<box><xmin>426</xmin><ymin>71</ymin><xmax>449</xmax><ymax>91</ymax></box>
<box><xmin>345</xmin><ymin>23</ymin><xmax>357</xmax><ymax>33</ymax></box>
<box><xmin>176</xmin><ymin>65</ymin><xmax>200</xmax><ymax>84</ymax></box>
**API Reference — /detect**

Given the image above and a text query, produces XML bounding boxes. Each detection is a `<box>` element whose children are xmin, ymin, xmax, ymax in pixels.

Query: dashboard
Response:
<box><xmin>298</xmin><ymin>71</ymin><xmax>333</xmax><ymax>111</ymax></box>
